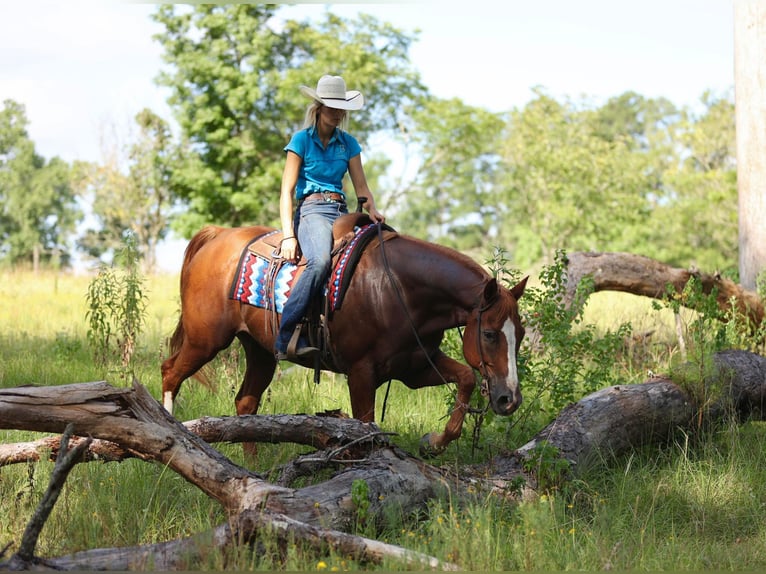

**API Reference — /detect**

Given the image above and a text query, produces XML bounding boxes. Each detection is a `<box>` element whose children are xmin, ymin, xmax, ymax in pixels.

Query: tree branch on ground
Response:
<box><xmin>564</xmin><ymin>251</ymin><xmax>764</xmax><ymax>326</ymax></box>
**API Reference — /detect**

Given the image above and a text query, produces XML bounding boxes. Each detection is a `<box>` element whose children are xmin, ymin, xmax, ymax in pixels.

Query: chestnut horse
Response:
<box><xmin>161</xmin><ymin>222</ymin><xmax>527</xmax><ymax>454</ymax></box>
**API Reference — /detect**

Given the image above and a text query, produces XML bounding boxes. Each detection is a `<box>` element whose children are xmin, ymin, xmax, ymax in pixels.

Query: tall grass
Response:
<box><xmin>1</xmin><ymin>269</ymin><xmax>765</xmax><ymax>570</ymax></box>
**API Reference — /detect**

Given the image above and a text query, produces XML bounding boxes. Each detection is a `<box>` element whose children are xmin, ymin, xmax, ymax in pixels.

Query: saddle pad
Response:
<box><xmin>230</xmin><ymin>252</ymin><xmax>298</xmax><ymax>313</ymax></box>
<box><xmin>229</xmin><ymin>223</ymin><xmax>384</xmax><ymax>313</ymax></box>
<box><xmin>327</xmin><ymin>223</ymin><xmax>379</xmax><ymax>311</ymax></box>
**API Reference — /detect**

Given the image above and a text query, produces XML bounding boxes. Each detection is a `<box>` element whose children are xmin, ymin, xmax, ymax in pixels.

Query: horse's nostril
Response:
<box><xmin>494</xmin><ymin>392</ymin><xmax>521</xmax><ymax>415</ymax></box>
<box><xmin>497</xmin><ymin>394</ymin><xmax>513</xmax><ymax>412</ymax></box>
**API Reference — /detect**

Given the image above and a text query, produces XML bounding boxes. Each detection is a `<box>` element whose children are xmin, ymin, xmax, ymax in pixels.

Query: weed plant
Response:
<box><xmin>1</xmin><ymin>253</ymin><xmax>765</xmax><ymax>570</ymax></box>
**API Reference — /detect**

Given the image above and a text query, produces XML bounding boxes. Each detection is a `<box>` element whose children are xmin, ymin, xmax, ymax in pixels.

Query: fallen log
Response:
<box><xmin>0</xmin><ymin>413</ymin><xmax>393</xmax><ymax>468</ymax></box>
<box><xmin>564</xmin><ymin>251</ymin><xmax>764</xmax><ymax>326</ymax></box>
<box><xmin>483</xmin><ymin>349</ymin><xmax>766</xmax><ymax>489</ymax></box>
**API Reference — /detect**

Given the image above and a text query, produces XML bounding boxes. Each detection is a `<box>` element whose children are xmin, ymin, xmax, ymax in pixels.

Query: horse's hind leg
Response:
<box><xmin>161</xmin><ymin>338</ymin><xmax>231</xmax><ymax>415</ymax></box>
<box><xmin>235</xmin><ymin>335</ymin><xmax>277</xmax><ymax>456</ymax></box>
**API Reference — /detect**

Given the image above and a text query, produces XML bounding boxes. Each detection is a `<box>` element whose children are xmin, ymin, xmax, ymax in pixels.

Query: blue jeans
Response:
<box><xmin>275</xmin><ymin>199</ymin><xmax>348</xmax><ymax>353</ymax></box>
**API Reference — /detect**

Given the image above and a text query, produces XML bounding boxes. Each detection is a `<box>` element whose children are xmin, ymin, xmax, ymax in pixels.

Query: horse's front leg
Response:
<box><xmin>401</xmin><ymin>351</ymin><xmax>477</xmax><ymax>456</ymax></box>
<box><xmin>347</xmin><ymin>362</ymin><xmax>377</xmax><ymax>423</ymax></box>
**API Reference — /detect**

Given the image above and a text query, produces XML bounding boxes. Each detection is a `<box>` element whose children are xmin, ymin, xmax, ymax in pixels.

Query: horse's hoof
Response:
<box><xmin>419</xmin><ymin>433</ymin><xmax>446</xmax><ymax>458</ymax></box>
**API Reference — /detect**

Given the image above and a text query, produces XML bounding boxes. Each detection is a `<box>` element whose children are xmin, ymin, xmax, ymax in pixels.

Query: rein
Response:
<box><xmin>376</xmin><ymin>224</ymin><xmax>490</xmax><ymax>415</ymax></box>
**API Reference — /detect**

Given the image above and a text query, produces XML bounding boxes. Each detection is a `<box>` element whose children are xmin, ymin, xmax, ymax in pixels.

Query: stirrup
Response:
<box><xmin>285</xmin><ymin>323</ymin><xmax>318</xmax><ymax>361</ymax></box>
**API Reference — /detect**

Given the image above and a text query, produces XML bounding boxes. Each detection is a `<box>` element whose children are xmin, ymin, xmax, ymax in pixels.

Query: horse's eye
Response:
<box><xmin>482</xmin><ymin>330</ymin><xmax>498</xmax><ymax>344</ymax></box>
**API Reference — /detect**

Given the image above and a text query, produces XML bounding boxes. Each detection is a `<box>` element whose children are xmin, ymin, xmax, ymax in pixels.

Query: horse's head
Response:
<box><xmin>463</xmin><ymin>276</ymin><xmax>528</xmax><ymax>417</ymax></box>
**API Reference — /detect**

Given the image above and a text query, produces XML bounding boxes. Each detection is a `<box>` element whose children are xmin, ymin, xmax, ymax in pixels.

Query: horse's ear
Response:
<box><xmin>511</xmin><ymin>276</ymin><xmax>529</xmax><ymax>301</ymax></box>
<box><xmin>482</xmin><ymin>278</ymin><xmax>499</xmax><ymax>305</ymax></box>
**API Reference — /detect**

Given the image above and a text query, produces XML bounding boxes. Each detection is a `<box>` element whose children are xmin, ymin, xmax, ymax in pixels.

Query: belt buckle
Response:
<box><xmin>321</xmin><ymin>191</ymin><xmax>335</xmax><ymax>203</ymax></box>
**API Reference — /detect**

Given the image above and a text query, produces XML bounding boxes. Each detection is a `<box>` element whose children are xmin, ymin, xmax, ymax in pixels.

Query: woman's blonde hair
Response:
<box><xmin>302</xmin><ymin>101</ymin><xmax>349</xmax><ymax>131</ymax></box>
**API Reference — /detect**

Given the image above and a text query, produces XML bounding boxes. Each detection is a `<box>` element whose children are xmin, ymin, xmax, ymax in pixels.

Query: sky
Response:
<box><xmin>0</xmin><ymin>0</ymin><xmax>736</xmax><ymax>270</ymax></box>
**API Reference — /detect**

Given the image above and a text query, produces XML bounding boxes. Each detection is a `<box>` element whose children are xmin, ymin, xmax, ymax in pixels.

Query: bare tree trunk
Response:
<box><xmin>563</xmin><ymin>251</ymin><xmax>764</xmax><ymax>326</ymax></box>
<box><xmin>734</xmin><ymin>0</ymin><xmax>766</xmax><ymax>290</ymax></box>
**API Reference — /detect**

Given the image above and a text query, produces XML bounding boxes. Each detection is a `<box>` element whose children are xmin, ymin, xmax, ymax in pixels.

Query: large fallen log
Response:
<box><xmin>479</xmin><ymin>349</ymin><xmax>766</xmax><ymax>489</ymax></box>
<box><xmin>1</xmin><ymin>350</ymin><xmax>765</xmax><ymax>570</ymax></box>
<box><xmin>564</xmin><ymin>251</ymin><xmax>764</xmax><ymax>326</ymax></box>
<box><xmin>0</xmin><ymin>381</ymin><xmax>455</xmax><ymax>570</ymax></box>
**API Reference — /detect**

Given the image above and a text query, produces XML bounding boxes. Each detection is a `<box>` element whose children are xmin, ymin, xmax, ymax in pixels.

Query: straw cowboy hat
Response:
<box><xmin>299</xmin><ymin>75</ymin><xmax>364</xmax><ymax>111</ymax></box>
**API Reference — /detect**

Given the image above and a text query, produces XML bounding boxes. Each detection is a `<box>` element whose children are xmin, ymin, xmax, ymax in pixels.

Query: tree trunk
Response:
<box><xmin>2</xmin><ymin>349</ymin><xmax>766</xmax><ymax>570</ymax></box>
<box><xmin>563</xmin><ymin>251</ymin><xmax>764</xmax><ymax>326</ymax></box>
<box><xmin>734</xmin><ymin>0</ymin><xmax>766</xmax><ymax>290</ymax></box>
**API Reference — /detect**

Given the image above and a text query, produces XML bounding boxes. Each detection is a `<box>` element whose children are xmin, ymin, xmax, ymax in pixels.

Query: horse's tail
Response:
<box><xmin>167</xmin><ymin>225</ymin><xmax>225</xmax><ymax>389</ymax></box>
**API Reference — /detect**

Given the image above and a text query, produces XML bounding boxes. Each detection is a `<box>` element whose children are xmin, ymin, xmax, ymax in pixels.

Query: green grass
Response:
<box><xmin>1</xmin><ymin>269</ymin><xmax>765</xmax><ymax>570</ymax></box>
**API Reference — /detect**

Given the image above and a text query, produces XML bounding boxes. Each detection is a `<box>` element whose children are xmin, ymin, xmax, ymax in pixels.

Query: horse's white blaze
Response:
<box><xmin>163</xmin><ymin>391</ymin><xmax>174</xmax><ymax>415</ymax></box>
<box><xmin>502</xmin><ymin>318</ymin><xmax>520</xmax><ymax>394</ymax></box>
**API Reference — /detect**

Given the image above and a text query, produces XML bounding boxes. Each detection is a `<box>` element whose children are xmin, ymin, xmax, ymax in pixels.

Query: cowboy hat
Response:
<box><xmin>299</xmin><ymin>75</ymin><xmax>364</xmax><ymax>111</ymax></box>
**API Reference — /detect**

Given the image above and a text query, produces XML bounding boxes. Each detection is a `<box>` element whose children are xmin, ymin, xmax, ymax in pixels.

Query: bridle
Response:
<box><xmin>474</xmin><ymin>297</ymin><xmax>496</xmax><ymax>398</ymax></box>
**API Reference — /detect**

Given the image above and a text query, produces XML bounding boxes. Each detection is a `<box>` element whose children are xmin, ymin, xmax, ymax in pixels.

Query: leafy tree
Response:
<box><xmin>0</xmin><ymin>99</ymin><xmax>79</xmax><ymax>269</ymax></box>
<box><xmin>651</xmin><ymin>91</ymin><xmax>737</xmax><ymax>271</ymax></box>
<box><xmin>393</xmin><ymin>97</ymin><xmax>504</xmax><ymax>248</ymax></box>
<box><xmin>589</xmin><ymin>90</ymin><xmax>679</xmax><ymax>152</ymax></box>
<box><xmin>75</xmin><ymin>109</ymin><xmax>175</xmax><ymax>273</ymax></box>
<box><xmin>494</xmin><ymin>88</ymin><xmax>736</xmax><ymax>273</ymax></box>
<box><xmin>498</xmin><ymin>89</ymin><xmax>653</xmax><ymax>266</ymax></box>
<box><xmin>151</xmin><ymin>5</ymin><xmax>426</xmax><ymax>236</ymax></box>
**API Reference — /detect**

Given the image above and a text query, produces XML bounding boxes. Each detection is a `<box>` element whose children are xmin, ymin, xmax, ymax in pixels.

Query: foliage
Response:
<box><xmin>0</xmin><ymin>100</ymin><xmax>80</xmax><ymax>269</ymax></box>
<box><xmin>652</xmin><ymin>276</ymin><xmax>766</xmax><ymax>410</ymax></box>
<box><xmin>648</xmin><ymin>91</ymin><xmax>738</xmax><ymax>270</ymax></box>
<box><xmin>497</xmin><ymin>89</ymin><xmax>657</xmax><ymax>267</ymax></box>
<box><xmin>351</xmin><ymin>478</ymin><xmax>372</xmax><ymax>535</ymax></box>
<box><xmin>522</xmin><ymin>441</ymin><xmax>572</xmax><ymax>494</ymax></box>
<box><xmin>516</xmin><ymin>250</ymin><xmax>631</xmax><ymax>419</ymax></box>
<box><xmin>393</xmin><ymin>97</ymin><xmax>504</xmax><ymax>247</ymax></box>
<box><xmin>151</xmin><ymin>5</ymin><xmax>426</xmax><ymax>235</ymax></box>
<box><xmin>84</xmin><ymin>235</ymin><xmax>148</xmax><ymax>377</ymax></box>
<box><xmin>74</xmin><ymin>108</ymin><xmax>175</xmax><ymax>273</ymax></box>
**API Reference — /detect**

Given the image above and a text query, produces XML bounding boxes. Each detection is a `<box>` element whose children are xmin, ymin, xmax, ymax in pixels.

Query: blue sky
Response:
<box><xmin>0</xmin><ymin>0</ymin><xmax>736</xmax><ymax>269</ymax></box>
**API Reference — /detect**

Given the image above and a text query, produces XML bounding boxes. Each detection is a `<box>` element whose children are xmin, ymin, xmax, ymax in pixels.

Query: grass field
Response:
<box><xmin>1</xmin><ymin>269</ymin><xmax>765</xmax><ymax>571</ymax></box>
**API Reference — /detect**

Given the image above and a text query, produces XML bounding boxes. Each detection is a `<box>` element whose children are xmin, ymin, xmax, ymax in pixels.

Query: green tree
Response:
<box><xmin>75</xmin><ymin>109</ymin><xmax>175</xmax><ymax>273</ymax></box>
<box><xmin>498</xmin><ymin>89</ymin><xmax>653</xmax><ymax>266</ymax></box>
<box><xmin>394</xmin><ymin>97</ymin><xmax>504</xmax><ymax>249</ymax></box>
<box><xmin>651</xmin><ymin>91</ymin><xmax>738</xmax><ymax>271</ymax></box>
<box><xmin>151</xmin><ymin>5</ymin><xmax>426</xmax><ymax>236</ymax></box>
<box><xmin>0</xmin><ymin>99</ymin><xmax>79</xmax><ymax>269</ymax></box>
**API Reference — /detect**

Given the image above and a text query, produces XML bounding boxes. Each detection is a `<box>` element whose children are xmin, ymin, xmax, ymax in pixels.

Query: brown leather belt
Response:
<box><xmin>300</xmin><ymin>191</ymin><xmax>346</xmax><ymax>204</ymax></box>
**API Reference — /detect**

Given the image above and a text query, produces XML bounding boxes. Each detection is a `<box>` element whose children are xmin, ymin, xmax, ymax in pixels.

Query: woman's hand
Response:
<box><xmin>367</xmin><ymin>205</ymin><xmax>385</xmax><ymax>224</ymax></box>
<box><xmin>278</xmin><ymin>236</ymin><xmax>299</xmax><ymax>262</ymax></box>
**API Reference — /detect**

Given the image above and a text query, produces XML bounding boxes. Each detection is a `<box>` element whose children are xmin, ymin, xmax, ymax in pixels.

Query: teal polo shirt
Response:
<box><xmin>284</xmin><ymin>127</ymin><xmax>362</xmax><ymax>200</ymax></box>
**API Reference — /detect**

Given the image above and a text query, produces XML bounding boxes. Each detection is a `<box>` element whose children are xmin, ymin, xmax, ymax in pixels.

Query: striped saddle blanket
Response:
<box><xmin>229</xmin><ymin>222</ymin><xmax>384</xmax><ymax>314</ymax></box>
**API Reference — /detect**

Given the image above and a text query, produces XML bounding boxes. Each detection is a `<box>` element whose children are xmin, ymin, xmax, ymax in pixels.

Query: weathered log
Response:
<box><xmin>0</xmin><ymin>413</ymin><xmax>391</xmax><ymax>468</ymax></box>
<box><xmin>0</xmin><ymin>381</ymin><xmax>453</xmax><ymax>570</ymax></box>
<box><xmin>3</xmin><ymin>509</ymin><xmax>458</xmax><ymax>572</ymax></box>
<box><xmin>0</xmin><ymin>435</ymin><xmax>130</xmax><ymax>466</ymax></box>
<box><xmin>0</xmin><ymin>381</ymin><xmax>438</xmax><ymax>523</ymax></box>
<box><xmin>564</xmin><ymin>251</ymin><xmax>764</xmax><ymax>326</ymax></box>
<box><xmin>483</xmin><ymin>350</ymin><xmax>766</xmax><ymax>488</ymax></box>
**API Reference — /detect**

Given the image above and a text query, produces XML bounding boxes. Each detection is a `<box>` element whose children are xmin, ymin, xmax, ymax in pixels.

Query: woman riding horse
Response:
<box><xmin>275</xmin><ymin>74</ymin><xmax>385</xmax><ymax>361</ymax></box>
